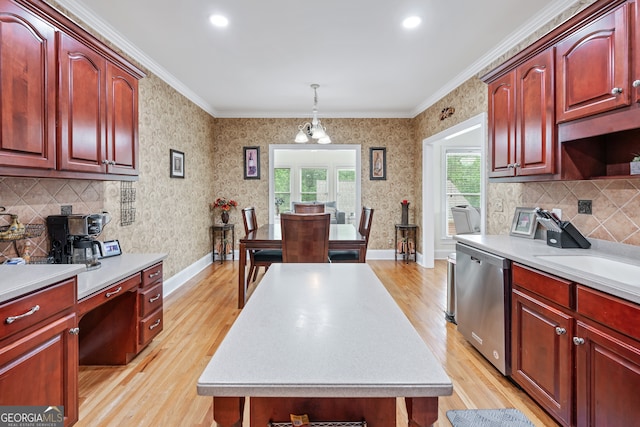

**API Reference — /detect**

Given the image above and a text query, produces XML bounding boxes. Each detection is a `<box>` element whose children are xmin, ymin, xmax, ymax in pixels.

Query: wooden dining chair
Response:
<box><xmin>280</xmin><ymin>213</ymin><xmax>331</xmax><ymax>263</ymax></box>
<box><xmin>293</xmin><ymin>202</ymin><xmax>325</xmax><ymax>213</ymax></box>
<box><xmin>241</xmin><ymin>207</ymin><xmax>282</xmax><ymax>282</ymax></box>
<box><xmin>329</xmin><ymin>207</ymin><xmax>374</xmax><ymax>263</ymax></box>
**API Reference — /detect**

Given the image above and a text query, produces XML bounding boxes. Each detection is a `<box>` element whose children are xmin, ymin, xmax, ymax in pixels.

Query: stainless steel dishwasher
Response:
<box><xmin>455</xmin><ymin>243</ymin><xmax>511</xmax><ymax>375</ymax></box>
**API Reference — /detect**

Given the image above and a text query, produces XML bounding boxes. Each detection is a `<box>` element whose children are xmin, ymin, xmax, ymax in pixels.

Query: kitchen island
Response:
<box><xmin>198</xmin><ymin>263</ymin><xmax>452</xmax><ymax>427</ymax></box>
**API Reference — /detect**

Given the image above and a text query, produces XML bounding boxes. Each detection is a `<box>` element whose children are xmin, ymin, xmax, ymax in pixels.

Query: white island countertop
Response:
<box><xmin>198</xmin><ymin>263</ymin><xmax>453</xmax><ymax>398</ymax></box>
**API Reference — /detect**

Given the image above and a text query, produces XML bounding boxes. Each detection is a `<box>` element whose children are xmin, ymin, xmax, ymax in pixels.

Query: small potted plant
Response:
<box><xmin>275</xmin><ymin>197</ymin><xmax>285</xmax><ymax>215</ymax></box>
<box><xmin>630</xmin><ymin>154</ymin><xmax>640</xmax><ymax>175</ymax></box>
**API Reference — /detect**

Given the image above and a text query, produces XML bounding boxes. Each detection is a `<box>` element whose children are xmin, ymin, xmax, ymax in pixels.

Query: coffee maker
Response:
<box><xmin>47</xmin><ymin>213</ymin><xmax>111</xmax><ymax>268</ymax></box>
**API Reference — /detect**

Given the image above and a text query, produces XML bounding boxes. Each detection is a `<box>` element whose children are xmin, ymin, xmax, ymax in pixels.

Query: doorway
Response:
<box><xmin>421</xmin><ymin>113</ymin><xmax>486</xmax><ymax>268</ymax></box>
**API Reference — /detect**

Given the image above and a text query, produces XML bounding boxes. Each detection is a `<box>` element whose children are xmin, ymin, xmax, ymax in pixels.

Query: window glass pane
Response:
<box><xmin>445</xmin><ymin>151</ymin><xmax>481</xmax><ymax>236</ymax></box>
<box><xmin>274</xmin><ymin>168</ymin><xmax>291</xmax><ymax>212</ymax></box>
<box><xmin>300</xmin><ymin>168</ymin><xmax>328</xmax><ymax>201</ymax></box>
<box><xmin>337</xmin><ymin>168</ymin><xmax>356</xmax><ymax>221</ymax></box>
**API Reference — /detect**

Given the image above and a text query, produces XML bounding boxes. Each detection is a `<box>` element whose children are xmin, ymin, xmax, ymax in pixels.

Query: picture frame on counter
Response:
<box><xmin>170</xmin><ymin>149</ymin><xmax>185</xmax><ymax>178</ymax></box>
<box><xmin>244</xmin><ymin>146</ymin><xmax>260</xmax><ymax>179</ymax></box>
<box><xmin>510</xmin><ymin>207</ymin><xmax>537</xmax><ymax>238</ymax></box>
<box><xmin>370</xmin><ymin>147</ymin><xmax>386</xmax><ymax>180</ymax></box>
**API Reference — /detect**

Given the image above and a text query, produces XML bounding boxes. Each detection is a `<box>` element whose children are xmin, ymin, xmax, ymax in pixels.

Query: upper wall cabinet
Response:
<box><xmin>0</xmin><ymin>0</ymin><xmax>56</xmax><ymax>170</ymax></box>
<box><xmin>483</xmin><ymin>0</ymin><xmax>640</xmax><ymax>182</ymax></box>
<box><xmin>488</xmin><ymin>49</ymin><xmax>555</xmax><ymax>179</ymax></box>
<box><xmin>555</xmin><ymin>4</ymin><xmax>630</xmax><ymax>122</ymax></box>
<box><xmin>0</xmin><ymin>0</ymin><xmax>144</xmax><ymax>181</ymax></box>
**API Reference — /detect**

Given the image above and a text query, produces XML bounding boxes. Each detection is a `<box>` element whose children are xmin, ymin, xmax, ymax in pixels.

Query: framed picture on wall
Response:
<box><xmin>170</xmin><ymin>149</ymin><xmax>185</xmax><ymax>178</ymax></box>
<box><xmin>370</xmin><ymin>147</ymin><xmax>386</xmax><ymax>180</ymax></box>
<box><xmin>510</xmin><ymin>207</ymin><xmax>537</xmax><ymax>238</ymax></box>
<box><xmin>244</xmin><ymin>146</ymin><xmax>260</xmax><ymax>179</ymax></box>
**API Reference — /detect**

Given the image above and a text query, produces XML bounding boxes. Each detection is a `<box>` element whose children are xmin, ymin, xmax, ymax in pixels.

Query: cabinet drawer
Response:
<box><xmin>139</xmin><ymin>282</ymin><xmax>163</xmax><ymax>317</ymax></box>
<box><xmin>513</xmin><ymin>263</ymin><xmax>574</xmax><ymax>309</ymax></box>
<box><xmin>139</xmin><ymin>308</ymin><xmax>163</xmax><ymax>348</ymax></box>
<box><xmin>141</xmin><ymin>263</ymin><xmax>163</xmax><ymax>289</ymax></box>
<box><xmin>577</xmin><ymin>285</ymin><xmax>640</xmax><ymax>342</ymax></box>
<box><xmin>0</xmin><ymin>279</ymin><xmax>75</xmax><ymax>339</ymax></box>
<box><xmin>77</xmin><ymin>273</ymin><xmax>140</xmax><ymax>316</ymax></box>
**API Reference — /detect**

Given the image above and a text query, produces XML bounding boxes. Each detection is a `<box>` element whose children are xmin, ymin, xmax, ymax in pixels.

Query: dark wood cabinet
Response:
<box><xmin>106</xmin><ymin>63</ymin><xmax>139</xmax><ymax>176</ymax></box>
<box><xmin>137</xmin><ymin>262</ymin><xmax>163</xmax><ymax>352</ymax></box>
<box><xmin>555</xmin><ymin>3</ymin><xmax>631</xmax><ymax>123</ymax></box>
<box><xmin>511</xmin><ymin>265</ymin><xmax>573</xmax><ymax>426</ymax></box>
<box><xmin>58</xmin><ymin>33</ymin><xmax>108</xmax><ymax>174</ymax></box>
<box><xmin>0</xmin><ymin>0</ymin><xmax>144</xmax><ymax>180</ymax></box>
<box><xmin>511</xmin><ymin>263</ymin><xmax>640</xmax><ymax>427</ymax></box>
<box><xmin>0</xmin><ymin>0</ymin><xmax>56</xmax><ymax>170</ymax></box>
<box><xmin>488</xmin><ymin>50</ymin><xmax>555</xmax><ymax>179</ymax></box>
<box><xmin>634</xmin><ymin>0</ymin><xmax>640</xmax><ymax>104</ymax></box>
<box><xmin>0</xmin><ymin>278</ymin><xmax>78</xmax><ymax>426</ymax></box>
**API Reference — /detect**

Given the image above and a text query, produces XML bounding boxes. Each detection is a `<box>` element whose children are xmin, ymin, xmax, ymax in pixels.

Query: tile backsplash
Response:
<box><xmin>523</xmin><ymin>179</ymin><xmax>640</xmax><ymax>246</ymax></box>
<box><xmin>0</xmin><ymin>178</ymin><xmax>104</xmax><ymax>260</ymax></box>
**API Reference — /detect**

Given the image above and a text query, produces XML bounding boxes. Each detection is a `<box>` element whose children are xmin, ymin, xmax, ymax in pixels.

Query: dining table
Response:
<box><xmin>238</xmin><ymin>223</ymin><xmax>366</xmax><ymax>308</ymax></box>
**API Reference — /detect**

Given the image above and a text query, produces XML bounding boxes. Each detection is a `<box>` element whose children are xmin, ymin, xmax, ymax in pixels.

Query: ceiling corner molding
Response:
<box><xmin>53</xmin><ymin>0</ymin><xmax>220</xmax><ymax>118</ymax></box>
<box><xmin>411</xmin><ymin>0</ymin><xmax>581</xmax><ymax>118</ymax></box>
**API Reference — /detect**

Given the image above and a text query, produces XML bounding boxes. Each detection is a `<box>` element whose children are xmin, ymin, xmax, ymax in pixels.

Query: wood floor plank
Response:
<box><xmin>76</xmin><ymin>260</ymin><xmax>558</xmax><ymax>426</ymax></box>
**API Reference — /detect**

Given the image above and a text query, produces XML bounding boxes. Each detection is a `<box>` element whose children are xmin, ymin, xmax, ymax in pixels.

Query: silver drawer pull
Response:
<box><xmin>148</xmin><ymin>271</ymin><xmax>161</xmax><ymax>279</ymax></box>
<box><xmin>149</xmin><ymin>294</ymin><xmax>161</xmax><ymax>303</ymax></box>
<box><xmin>105</xmin><ymin>286</ymin><xmax>122</xmax><ymax>298</ymax></box>
<box><xmin>5</xmin><ymin>305</ymin><xmax>40</xmax><ymax>324</ymax></box>
<box><xmin>149</xmin><ymin>319</ymin><xmax>161</xmax><ymax>330</ymax></box>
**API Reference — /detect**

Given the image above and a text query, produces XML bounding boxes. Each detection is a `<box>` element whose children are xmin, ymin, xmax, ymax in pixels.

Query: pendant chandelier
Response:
<box><xmin>295</xmin><ymin>84</ymin><xmax>331</xmax><ymax>144</ymax></box>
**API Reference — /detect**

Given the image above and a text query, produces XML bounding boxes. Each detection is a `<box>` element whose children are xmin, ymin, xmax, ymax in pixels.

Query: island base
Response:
<box><xmin>212</xmin><ymin>396</ymin><xmax>439</xmax><ymax>427</ymax></box>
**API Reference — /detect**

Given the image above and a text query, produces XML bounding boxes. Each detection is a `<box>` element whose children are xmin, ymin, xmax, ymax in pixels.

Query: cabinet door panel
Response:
<box><xmin>556</xmin><ymin>5</ymin><xmax>630</xmax><ymax>122</ymax></box>
<box><xmin>516</xmin><ymin>50</ymin><xmax>555</xmax><ymax>176</ymax></box>
<box><xmin>0</xmin><ymin>313</ymin><xmax>78</xmax><ymax>425</ymax></box>
<box><xmin>58</xmin><ymin>34</ymin><xmax>107</xmax><ymax>173</ymax></box>
<box><xmin>488</xmin><ymin>73</ymin><xmax>516</xmax><ymax>178</ymax></box>
<box><xmin>107</xmin><ymin>63</ymin><xmax>138</xmax><ymax>175</ymax></box>
<box><xmin>0</xmin><ymin>1</ymin><xmax>56</xmax><ymax>169</ymax></box>
<box><xmin>512</xmin><ymin>289</ymin><xmax>573</xmax><ymax>427</ymax></box>
<box><xmin>575</xmin><ymin>320</ymin><xmax>640</xmax><ymax>427</ymax></box>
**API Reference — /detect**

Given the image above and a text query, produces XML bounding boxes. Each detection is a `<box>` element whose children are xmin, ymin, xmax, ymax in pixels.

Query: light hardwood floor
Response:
<box><xmin>77</xmin><ymin>260</ymin><xmax>559</xmax><ymax>426</ymax></box>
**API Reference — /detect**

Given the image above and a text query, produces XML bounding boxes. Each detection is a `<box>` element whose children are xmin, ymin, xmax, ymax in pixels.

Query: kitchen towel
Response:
<box><xmin>446</xmin><ymin>408</ymin><xmax>534</xmax><ymax>427</ymax></box>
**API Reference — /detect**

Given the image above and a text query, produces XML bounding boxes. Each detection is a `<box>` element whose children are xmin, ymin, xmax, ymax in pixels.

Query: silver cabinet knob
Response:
<box><xmin>555</xmin><ymin>327</ymin><xmax>567</xmax><ymax>335</ymax></box>
<box><xmin>633</xmin><ymin>80</ymin><xmax>640</xmax><ymax>88</ymax></box>
<box><xmin>513</xmin><ymin>162</ymin><xmax>521</xmax><ymax>168</ymax></box>
<box><xmin>573</xmin><ymin>337</ymin><xmax>585</xmax><ymax>345</ymax></box>
<box><xmin>69</xmin><ymin>327</ymin><xmax>80</xmax><ymax>335</ymax></box>
<box><xmin>611</xmin><ymin>87</ymin><xmax>623</xmax><ymax>95</ymax></box>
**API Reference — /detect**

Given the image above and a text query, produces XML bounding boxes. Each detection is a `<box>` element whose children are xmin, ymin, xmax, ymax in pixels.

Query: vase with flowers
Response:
<box><xmin>211</xmin><ymin>197</ymin><xmax>238</xmax><ymax>224</ymax></box>
<box><xmin>401</xmin><ymin>199</ymin><xmax>410</xmax><ymax>225</ymax></box>
<box><xmin>631</xmin><ymin>153</ymin><xmax>640</xmax><ymax>175</ymax></box>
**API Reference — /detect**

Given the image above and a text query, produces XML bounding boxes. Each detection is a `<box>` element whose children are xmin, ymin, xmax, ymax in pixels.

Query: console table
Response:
<box><xmin>211</xmin><ymin>224</ymin><xmax>234</xmax><ymax>263</ymax></box>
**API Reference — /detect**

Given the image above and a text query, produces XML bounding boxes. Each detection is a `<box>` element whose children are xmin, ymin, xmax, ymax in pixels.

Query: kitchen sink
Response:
<box><xmin>534</xmin><ymin>255</ymin><xmax>640</xmax><ymax>286</ymax></box>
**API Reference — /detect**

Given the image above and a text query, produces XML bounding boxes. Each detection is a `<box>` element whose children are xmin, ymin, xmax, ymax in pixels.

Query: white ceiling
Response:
<box><xmin>54</xmin><ymin>0</ymin><xmax>578</xmax><ymax>118</ymax></box>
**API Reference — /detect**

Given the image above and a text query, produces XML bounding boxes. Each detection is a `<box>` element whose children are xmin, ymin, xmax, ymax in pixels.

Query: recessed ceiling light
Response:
<box><xmin>402</xmin><ymin>16</ymin><xmax>421</xmax><ymax>29</ymax></box>
<box><xmin>209</xmin><ymin>14</ymin><xmax>229</xmax><ymax>28</ymax></box>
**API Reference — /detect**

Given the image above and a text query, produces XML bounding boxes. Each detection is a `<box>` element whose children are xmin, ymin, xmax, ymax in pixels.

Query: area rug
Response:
<box><xmin>446</xmin><ymin>408</ymin><xmax>535</xmax><ymax>427</ymax></box>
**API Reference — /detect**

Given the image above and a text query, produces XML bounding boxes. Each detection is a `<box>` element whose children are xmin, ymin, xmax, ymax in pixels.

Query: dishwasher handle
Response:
<box><xmin>456</xmin><ymin>243</ymin><xmax>511</xmax><ymax>269</ymax></box>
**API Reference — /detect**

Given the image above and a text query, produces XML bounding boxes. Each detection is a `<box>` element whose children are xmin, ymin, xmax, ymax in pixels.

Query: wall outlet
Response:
<box><xmin>494</xmin><ymin>199</ymin><xmax>503</xmax><ymax>212</ymax></box>
<box><xmin>578</xmin><ymin>200</ymin><xmax>592</xmax><ymax>215</ymax></box>
<box><xmin>551</xmin><ymin>208</ymin><xmax>562</xmax><ymax>220</ymax></box>
<box><xmin>61</xmin><ymin>205</ymin><xmax>72</xmax><ymax>215</ymax></box>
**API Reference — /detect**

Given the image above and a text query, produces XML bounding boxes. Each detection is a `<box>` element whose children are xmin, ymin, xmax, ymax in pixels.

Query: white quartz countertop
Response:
<box><xmin>455</xmin><ymin>235</ymin><xmax>640</xmax><ymax>304</ymax></box>
<box><xmin>197</xmin><ymin>263</ymin><xmax>453</xmax><ymax>398</ymax></box>
<box><xmin>0</xmin><ymin>264</ymin><xmax>86</xmax><ymax>303</ymax></box>
<box><xmin>0</xmin><ymin>253</ymin><xmax>167</xmax><ymax>304</ymax></box>
<box><xmin>77</xmin><ymin>253</ymin><xmax>167</xmax><ymax>300</ymax></box>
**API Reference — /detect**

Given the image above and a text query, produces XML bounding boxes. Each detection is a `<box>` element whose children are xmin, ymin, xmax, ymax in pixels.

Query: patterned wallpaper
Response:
<box><xmin>212</xmin><ymin>118</ymin><xmax>414</xmax><ymax>251</ymax></box>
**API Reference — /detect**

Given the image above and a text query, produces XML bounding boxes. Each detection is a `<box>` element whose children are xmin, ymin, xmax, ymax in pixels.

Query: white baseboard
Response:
<box><xmin>163</xmin><ymin>253</ymin><xmax>213</xmax><ymax>298</ymax></box>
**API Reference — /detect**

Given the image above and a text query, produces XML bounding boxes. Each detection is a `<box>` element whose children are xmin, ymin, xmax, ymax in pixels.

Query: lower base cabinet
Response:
<box><xmin>511</xmin><ymin>263</ymin><xmax>640</xmax><ymax>427</ymax></box>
